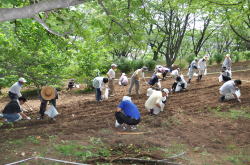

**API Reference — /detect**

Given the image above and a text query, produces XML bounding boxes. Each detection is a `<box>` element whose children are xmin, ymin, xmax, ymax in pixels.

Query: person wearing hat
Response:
<box><xmin>107</xmin><ymin>64</ymin><xmax>117</xmax><ymax>97</ymax></box>
<box><xmin>67</xmin><ymin>79</ymin><xmax>75</xmax><ymax>90</ymax></box>
<box><xmin>188</xmin><ymin>58</ymin><xmax>198</xmax><ymax>83</ymax></box>
<box><xmin>148</xmin><ymin>73</ymin><xmax>163</xmax><ymax>89</ymax></box>
<box><xmin>8</xmin><ymin>77</ymin><xmax>27</xmax><ymax>100</ymax></box>
<box><xmin>219</xmin><ymin>67</ymin><xmax>232</xmax><ymax>82</ymax></box>
<box><xmin>39</xmin><ymin>86</ymin><xmax>58</xmax><ymax>119</ymax></box>
<box><xmin>1</xmin><ymin>96</ymin><xmax>31</xmax><ymax>122</ymax></box>
<box><xmin>93</xmin><ymin>77</ymin><xmax>109</xmax><ymax>101</ymax></box>
<box><xmin>222</xmin><ymin>54</ymin><xmax>232</xmax><ymax>72</ymax></box>
<box><xmin>171</xmin><ymin>75</ymin><xmax>187</xmax><ymax>92</ymax></box>
<box><xmin>219</xmin><ymin>80</ymin><xmax>241</xmax><ymax>102</ymax></box>
<box><xmin>119</xmin><ymin>73</ymin><xmax>128</xmax><ymax>86</ymax></box>
<box><xmin>128</xmin><ymin>66</ymin><xmax>148</xmax><ymax>95</ymax></box>
<box><xmin>170</xmin><ymin>68</ymin><xmax>180</xmax><ymax>79</ymax></box>
<box><xmin>115</xmin><ymin>96</ymin><xmax>141</xmax><ymax>130</ymax></box>
<box><xmin>197</xmin><ymin>56</ymin><xmax>208</xmax><ymax>81</ymax></box>
<box><xmin>145</xmin><ymin>88</ymin><xmax>169</xmax><ymax>115</ymax></box>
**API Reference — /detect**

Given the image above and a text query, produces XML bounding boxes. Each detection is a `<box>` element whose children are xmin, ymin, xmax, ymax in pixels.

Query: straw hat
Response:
<box><xmin>41</xmin><ymin>86</ymin><xmax>56</xmax><ymax>100</ymax></box>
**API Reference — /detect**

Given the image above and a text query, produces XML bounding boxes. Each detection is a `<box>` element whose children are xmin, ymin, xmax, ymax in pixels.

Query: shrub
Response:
<box><xmin>144</xmin><ymin>60</ymin><xmax>156</xmax><ymax>71</ymax></box>
<box><xmin>132</xmin><ymin>59</ymin><xmax>144</xmax><ymax>70</ymax></box>
<box><xmin>117</xmin><ymin>58</ymin><xmax>133</xmax><ymax>73</ymax></box>
<box><xmin>243</xmin><ymin>51</ymin><xmax>250</xmax><ymax>60</ymax></box>
<box><xmin>208</xmin><ymin>57</ymin><xmax>214</xmax><ymax>65</ymax></box>
<box><xmin>186</xmin><ymin>55</ymin><xmax>195</xmax><ymax>64</ymax></box>
<box><xmin>233</xmin><ymin>52</ymin><xmax>240</xmax><ymax>63</ymax></box>
<box><xmin>213</xmin><ymin>54</ymin><xmax>223</xmax><ymax>64</ymax></box>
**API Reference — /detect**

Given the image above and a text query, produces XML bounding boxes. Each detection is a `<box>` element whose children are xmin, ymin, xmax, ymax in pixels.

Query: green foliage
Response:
<box><xmin>242</xmin><ymin>51</ymin><xmax>250</xmax><ymax>60</ymax></box>
<box><xmin>27</xmin><ymin>136</ymin><xmax>40</xmax><ymax>144</ymax></box>
<box><xmin>186</xmin><ymin>55</ymin><xmax>195</xmax><ymax>65</ymax></box>
<box><xmin>144</xmin><ymin>60</ymin><xmax>156</xmax><ymax>71</ymax></box>
<box><xmin>210</xmin><ymin>106</ymin><xmax>250</xmax><ymax>120</ymax></box>
<box><xmin>132</xmin><ymin>59</ymin><xmax>144</xmax><ymax>70</ymax></box>
<box><xmin>117</xmin><ymin>58</ymin><xmax>133</xmax><ymax>73</ymax></box>
<box><xmin>208</xmin><ymin>57</ymin><xmax>214</xmax><ymax>65</ymax></box>
<box><xmin>213</xmin><ymin>54</ymin><xmax>223</xmax><ymax>64</ymax></box>
<box><xmin>233</xmin><ymin>52</ymin><xmax>240</xmax><ymax>63</ymax></box>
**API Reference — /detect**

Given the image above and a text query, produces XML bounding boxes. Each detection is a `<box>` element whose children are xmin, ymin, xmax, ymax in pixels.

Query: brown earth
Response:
<box><xmin>0</xmin><ymin>62</ymin><xmax>250</xmax><ymax>164</ymax></box>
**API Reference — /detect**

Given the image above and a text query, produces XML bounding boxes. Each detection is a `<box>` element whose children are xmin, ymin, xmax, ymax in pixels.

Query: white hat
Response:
<box><xmin>111</xmin><ymin>64</ymin><xmax>117</xmax><ymax>67</ymax></box>
<box><xmin>162</xmin><ymin>88</ymin><xmax>169</xmax><ymax>94</ymax></box>
<box><xmin>226</xmin><ymin>54</ymin><xmax>230</xmax><ymax>57</ymax></box>
<box><xmin>146</xmin><ymin>88</ymin><xmax>154</xmax><ymax>97</ymax></box>
<box><xmin>18</xmin><ymin>77</ymin><xmax>27</xmax><ymax>83</ymax></box>
<box><xmin>122</xmin><ymin>96</ymin><xmax>132</xmax><ymax>102</ymax></box>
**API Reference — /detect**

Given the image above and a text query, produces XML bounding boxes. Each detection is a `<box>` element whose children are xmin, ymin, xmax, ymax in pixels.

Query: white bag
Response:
<box><xmin>103</xmin><ymin>88</ymin><xmax>109</xmax><ymax>100</ymax></box>
<box><xmin>204</xmin><ymin>69</ymin><xmax>207</xmax><ymax>75</ymax></box>
<box><xmin>45</xmin><ymin>105</ymin><xmax>59</xmax><ymax>118</ymax></box>
<box><xmin>225</xmin><ymin>89</ymin><xmax>241</xmax><ymax>100</ymax></box>
<box><xmin>194</xmin><ymin>73</ymin><xmax>198</xmax><ymax>77</ymax></box>
<box><xmin>218</xmin><ymin>75</ymin><xmax>223</xmax><ymax>82</ymax></box>
<box><xmin>157</xmin><ymin>80</ymin><xmax>161</xmax><ymax>89</ymax></box>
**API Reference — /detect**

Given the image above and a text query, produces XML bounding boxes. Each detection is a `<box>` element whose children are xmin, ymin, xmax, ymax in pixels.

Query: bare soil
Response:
<box><xmin>0</xmin><ymin>61</ymin><xmax>249</xmax><ymax>165</ymax></box>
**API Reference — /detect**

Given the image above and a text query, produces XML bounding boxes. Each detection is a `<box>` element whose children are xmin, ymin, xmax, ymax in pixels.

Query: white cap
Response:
<box><xmin>18</xmin><ymin>77</ymin><xmax>27</xmax><ymax>83</ymax></box>
<box><xmin>226</xmin><ymin>54</ymin><xmax>230</xmax><ymax>57</ymax></box>
<box><xmin>162</xmin><ymin>88</ymin><xmax>169</xmax><ymax>94</ymax></box>
<box><xmin>122</xmin><ymin>96</ymin><xmax>132</xmax><ymax>102</ymax></box>
<box><xmin>147</xmin><ymin>88</ymin><xmax>154</xmax><ymax>97</ymax></box>
<box><xmin>111</xmin><ymin>64</ymin><xmax>117</xmax><ymax>67</ymax></box>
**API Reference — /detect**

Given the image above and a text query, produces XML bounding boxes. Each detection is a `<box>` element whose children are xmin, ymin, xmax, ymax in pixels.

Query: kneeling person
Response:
<box><xmin>2</xmin><ymin>97</ymin><xmax>31</xmax><ymax>122</ymax></box>
<box><xmin>219</xmin><ymin>80</ymin><xmax>241</xmax><ymax>102</ymax></box>
<box><xmin>115</xmin><ymin>96</ymin><xmax>141</xmax><ymax>130</ymax></box>
<box><xmin>172</xmin><ymin>75</ymin><xmax>187</xmax><ymax>92</ymax></box>
<box><xmin>148</xmin><ymin>73</ymin><xmax>163</xmax><ymax>89</ymax></box>
<box><xmin>145</xmin><ymin>88</ymin><xmax>169</xmax><ymax>115</ymax></box>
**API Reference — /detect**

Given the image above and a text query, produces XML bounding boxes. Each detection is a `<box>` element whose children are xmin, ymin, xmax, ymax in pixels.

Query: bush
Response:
<box><xmin>213</xmin><ymin>54</ymin><xmax>223</xmax><ymax>64</ymax></box>
<box><xmin>117</xmin><ymin>58</ymin><xmax>133</xmax><ymax>73</ymax></box>
<box><xmin>186</xmin><ymin>55</ymin><xmax>195</xmax><ymax>64</ymax></box>
<box><xmin>208</xmin><ymin>57</ymin><xmax>214</xmax><ymax>65</ymax></box>
<box><xmin>132</xmin><ymin>59</ymin><xmax>144</xmax><ymax>70</ymax></box>
<box><xmin>232</xmin><ymin>52</ymin><xmax>241</xmax><ymax>63</ymax></box>
<box><xmin>243</xmin><ymin>51</ymin><xmax>250</xmax><ymax>60</ymax></box>
<box><xmin>144</xmin><ymin>60</ymin><xmax>156</xmax><ymax>71</ymax></box>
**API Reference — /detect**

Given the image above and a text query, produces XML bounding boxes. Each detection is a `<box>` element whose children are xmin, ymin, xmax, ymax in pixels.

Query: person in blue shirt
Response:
<box><xmin>115</xmin><ymin>96</ymin><xmax>141</xmax><ymax>130</ymax></box>
<box><xmin>148</xmin><ymin>73</ymin><xmax>163</xmax><ymax>89</ymax></box>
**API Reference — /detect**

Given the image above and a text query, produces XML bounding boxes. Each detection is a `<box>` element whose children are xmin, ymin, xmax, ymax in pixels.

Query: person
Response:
<box><xmin>38</xmin><ymin>86</ymin><xmax>58</xmax><ymax>119</ymax></box>
<box><xmin>67</xmin><ymin>79</ymin><xmax>75</xmax><ymax>90</ymax></box>
<box><xmin>119</xmin><ymin>73</ymin><xmax>128</xmax><ymax>86</ymax></box>
<box><xmin>128</xmin><ymin>66</ymin><xmax>148</xmax><ymax>95</ymax></box>
<box><xmin>93</xmin><ymin>77</ymin><xmax>109</xmax><ymax>101</ymax></box>
<box><xmin>115</xmin><ymin>96</ymin><xmax>141</xmax><ymax>130</ymax></box>
<box><xmin>219</xmin><ymin>80</ymin><xmax>242</xmax><ymax>102</ymax></box>
<box><xmin>8</xmin><ymin>77</ymin><xmax>27</xmax><ymax>100</ymax></box>
<box><xmin>107</xmin><ymin>64</ymin><xmax>117</xmax><ymax>96</ymax></box>
<box><xmin>170</xmin><ymin>68</ymin><xmax>180</xmax><ymax>79</ymax></box>
<box><xmin>148</xmin><ymin>73</ymin><xmax>163</xmax><ymax>89</ymax></box>
<box><xmin>2</xmin><ymin>96</ymin><xmax>31</xmax><ymax>122</ymax></box>
<box><xmin>155</xmin><ymin>65</ymin><xmax>171</xmax><ymax>79</ymax></box>
<box><xmin>188</xmin><ymin>58</ymin><xmax>198</xmax><ymax>83</ymax></box>
<box><xmin>145</xmin><ymin>88</ymin><xmax>169</xmax><ymax>115</ymax></box>
<box><xmin>222</xmin><ymin>54</ymin><xmax>232</xmax><ymax>72</ymax></box>
<box><xmin>197</xmin><ymin>56</ymin><xmax>208</xmax><ymax>81</ymax></box>
<box><xmin>219</xmin><ymin>67</ymin><xmax>231</xmax><ymax>82</ymax></box>
<box><xmin>171</xmin><ymin>75</ymin><xmax>187</xmax><ymax>92</ymax></box>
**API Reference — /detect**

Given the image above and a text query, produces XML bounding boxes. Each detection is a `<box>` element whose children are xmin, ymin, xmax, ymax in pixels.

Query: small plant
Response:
<box><xmin>27</xmin><ymin>136</ymin><xmax>40</xmax><ymax>144</ymax></box>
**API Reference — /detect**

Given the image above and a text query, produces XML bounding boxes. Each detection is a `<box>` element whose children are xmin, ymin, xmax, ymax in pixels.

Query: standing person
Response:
<box><xmin>8</xmin><ymin>77</ymin><xmax>27</xmax><ymax>100</ymax></box>
<box><xmin>219</xmin><ymin>80</ymin><xmax>242</xmax><ymax>102</ymax></box>
<box><xmin>115</xmin><ymin>96</ymin><xmax>141</xmax><ymax>130</ymax></box>
<box><xmin>145</xmin><ymin>88</ymin><xmax>169</xmax><ymax>115</ymax></box>
<box><xmin>93</xmin><ymin>77</ymin><xmax>109</xmax><ymax>101</ymax></box>
<box><xmin>188</xmin><ymin>58</ymin><xmax>198</xmax><ymax>83</ymax></box>
<box><xmin>119</xmin><ymin>73</ymin><xmax>128</xmax><ymax>86</ymax></box>
<box><xmin>128</xmin><ymin>66</ymin><xmax>148</xmax><ymax>95</ymax></box>
<box><xmin>148</xmin><ymin>73</ymin><xmax>163</xmax><ymax>89</ymax></box>
<box><xmin>107</xmin><ymin>64</ymin><xmax>117</xmax><ymax>97</ymax></box>
<box><xmin>222</xmin><ymin>54</ymin><xmax>232</xmax><ymax>72</ymax></box>
<box><xmin>2</xmin><ymin>96</ymin><xmax>31</xmax><ymax>122</ymax></box>
<box><xmin>38</xmin><ymin>86</ymin><xmax>58</xmax><ymax>119</ymax></box>
<box><xmin>197</xmin><ymin>56</ymin><xmax>208</xmax><ymax>81</ymax></box>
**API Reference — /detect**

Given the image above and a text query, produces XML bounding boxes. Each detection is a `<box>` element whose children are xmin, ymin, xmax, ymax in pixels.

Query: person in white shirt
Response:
<box><xmin>188</xmin><ymin>58</ymin><xmax>198</xmax><ymax>83</ymax></box>
<box><xmin>171</xmin><ymin>75</ymin><xmax>187</xmax><ymax>92</ymax></box>
<box><xmin>218</xmin><ymin>67</ymin><xmax>231</xmax><ymax>82</ymax></box>
<box><xmin>93</xmin><ymin>77</ymin><xmax>109</xmax><ymax>101</ymax></box>
<box><xmin>145</xmin><ymin>88</ymin><xmax>169</xmax><ymax>115</ymax></box>
<box><xmin>119</xmin><ymin>73</ymin><xmax>128</xmax><ymax>86</ymax></box>
<box><xmin>219</xmin><ymin>80</ymin><xmax>242</xmax><ymax>102</ymax></box>
<box><xmin>222</xmin><ymin>54</ymin><xmax>232</xmax><ymax>71</ymax></box>
<box><xmin>107</xmin><ymin>64</ymin><xmax>117</xmax><ymax>96</ymax></box>
<box><xmin>128</xmin><ymin>67</ymin><xmax>148</xmax><ymax>95</ymax></box>
<box><xmin>197</xmin><ymin>56</ymin><xmax>208</xmax><ymax>81</ymax></box>
<box><xmin>8</xmin><ymin>77</ymin><xmax>27</xmax><ymax>100</ymax></box>
<box><xmin>171</xmin><ymin>68</ymin><xmax>180</xmax><ymax>79</ymax></box>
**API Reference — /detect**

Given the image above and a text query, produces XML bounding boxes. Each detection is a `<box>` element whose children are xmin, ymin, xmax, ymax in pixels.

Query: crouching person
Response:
<box><xmin>39</xmin><ymin>86</ymin><xmax>58</xmax><ymax>119</ymax></box>
<box><xmin>219</xmin><ymin>80</ymin><xmax>242</xmax><ymax>102</ymax></box>
<box><xmin>145</xmin><ymin>88</ymin><xmax>169</xmax><ymax>115</ymax></box>
<box><xmin>115</xmin><ymin>96</ymin><xmax>141</xmax><ymax>130</ymax></box>
<box><xmin>119</xmin><ymin>73</ymin><xmax>128</xmax><ymax>86</ymax></box>
<box><xmin>219</xmin><ymin>67</ymin><xmax>231</xmax><ymax>82</ymax></box>
<box><xmin>2</xmin><ymin>96</ymin><xmax>31</xmax><ymax>122</ymax></box>
<box><xmin>93</xmin><ymin>77</ymin><xmax>109</xmax><ymax>101</ymax></box>
<box><xmin>172</xmin><ymin>75</ymin><xmax>187</xmax><ymax>92</ymax></box>
<box><xmin>148</xmin><ymin>73</ymin><xmax>163</xmax><ymax>89</ymax></box>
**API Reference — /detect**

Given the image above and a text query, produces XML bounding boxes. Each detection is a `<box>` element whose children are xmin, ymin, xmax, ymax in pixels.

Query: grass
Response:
<box><xmin>209</xmin><ymin>106</ymin><xmax>250</xmax><ymax>120</ymax></box>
